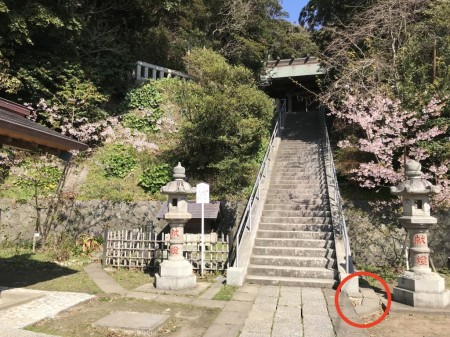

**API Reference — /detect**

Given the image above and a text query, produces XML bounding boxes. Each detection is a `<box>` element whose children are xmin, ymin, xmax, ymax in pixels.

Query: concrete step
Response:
<box><xmin>269</xmin><ymin>184</ymin><xmax>325</xmax><ymax>189</ymax></box>
<box><xmin>247</xmin><ymin>265</ymin><xmax>336</xmax><ymax>279</ymax></box>
<box><xmin>267</xmin><ymin>189</ymin><xmax>326</xmax><ymax>195</ymax></box>
<box><xmin>266</xmin><ymin>191</ymin><xmax>328</xmax><ymax>205</ymax></box>
<box><xmin>275</xmin><ymin>155</ymin><xmax>320</xmax><ymax>160</ymax></box>
<box><xmin>270</xmin><ymin>175</ymin><xmax>325</xmax><ymax>180</ymax></box>
<box><xmin>252</xmin><ymin>246</ymin><xmax>335</xmax><ymax>258</ymax></box>
<box><xmin>258</xmin><ymin>223</ymin><xmax>333</xmax><ymax>232</ymax></box>
<box><xmin>263</xmin><ymin>204</ymin><xmax>330</xmax><ymax>211</ymax></box>
<box><xmin>269</xmin><ymin>179</ymin><xmax>325</xmax><ymax>185</ymax></box>
<box><xmin>271</xmin><ymin>172</ymin><xmax>325</xmax><ymax>178</ymax></box>
<box><xmin>250</xmin><ymin>255</ymin><xmax>335</xmax><ymax>268</ymax></box>
<box><xmin>254</xmin><ymin>238</ymin><xmax>334</xmax><ymax>249</ymax></box>
<box><xmin>260</xmin><ymin>216</ymin><xmax>332</xmax><ymax>224</ymax></box>
<box><xmin>266</xmin><ymin>191</ymin><xmax>326</xmax><ymax>197</ymax></box>
<box><xmin>264</xmin><ymin>197</ymin><xmax>328</xmax><ymax>205</ymax></box>
<box><xmin>262</xmin><ymin>210</ymin><xmax>330</xmax><ymax>217</ymax></box>
<box><xmin>271</xmin><ymin>168</ymin><xmax>324</xmax><ymax>174</ymax></box>
<box><xmin>245</xmin><ymin>275</ymin><xmax>337</xmax><ymax>288</ymax></box>
<box><xmin>257</xmin><ymin>230</ymin><xmax>333</xmax><ymax>240</ymax></box>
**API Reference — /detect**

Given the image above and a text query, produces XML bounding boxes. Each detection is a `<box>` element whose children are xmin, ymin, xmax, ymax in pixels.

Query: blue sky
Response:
<box><xmin>281</xmin><ymin>0</ymin><xmax>309</xmax><ymax>24</ymax></box>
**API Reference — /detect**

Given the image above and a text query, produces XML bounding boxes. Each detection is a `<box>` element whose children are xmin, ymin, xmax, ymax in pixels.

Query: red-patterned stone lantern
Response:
<box><xmin>391</xmin><ymin>160</ymin><xmax>450</xmax><ymax>307</ymax></box>
<box><xmin>155</xmin><ymin>162</ymin><xmax>196</xmax><ymax>290</ymax></box>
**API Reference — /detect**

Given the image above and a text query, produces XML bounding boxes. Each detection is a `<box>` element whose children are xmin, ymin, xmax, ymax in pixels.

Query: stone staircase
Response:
<box><xmin>245</xmin><ymin>111</ymin><xmax>338</xmax><ymax>287</ymax></box>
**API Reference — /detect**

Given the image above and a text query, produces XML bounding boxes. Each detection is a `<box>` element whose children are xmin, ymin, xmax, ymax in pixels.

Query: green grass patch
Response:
<box><xmin>105</xmin><ymin>268</ymin><xmax>153</xmax><ymax>290</ymax></box>
<box><xmin>77</xmin><ymin>144</ymin><xmax>169</xmax><ymax>201</ymax></box>
<box><xmin>0</xmin><ymin>248</ymin><xmax>100</xmax><ymax>294</ymax></box>
<box><xmin>358</xmin><ymin>264</ymin><xmax>398</xmax><ymax>286</ymax></box>
<box><xmin>212</xmin><ymin>285</ymin><xmax>238</xmax><ymax>301</ymax></box>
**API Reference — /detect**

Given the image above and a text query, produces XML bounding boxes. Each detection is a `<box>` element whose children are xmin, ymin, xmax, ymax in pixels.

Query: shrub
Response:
<box><xmin>124</xmin><ymin>81</ymin><xmax>162</xmax><ymax>110</ymax></box>
<box><xmin>176</xmin><ymin>48</ymin><xmax>274</xmax><ymax>196</ymax></box>
<box><xmin>101</xmin><ymin>145</ymin><xmax>137</xmax><ymax>178</ymax></box>
<box><xmin>121</xmin><ymin>110</ymin><xmax>163</xmax><ymax>133</ymax></box>
<box><xmin>139</xmin><ymin>164</ymin><xmax>171</xmax><ymax>194</ymax></box>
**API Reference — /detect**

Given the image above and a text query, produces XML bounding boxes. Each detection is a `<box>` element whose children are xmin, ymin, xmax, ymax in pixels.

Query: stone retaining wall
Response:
<box><xmin>0</xmin><ymin>199</ymin><xmax>245</xmax><ymax>244</ymax></box>
<box><xmin>345</xmin><ymin>201</ymin><xmax>450</xmax><ymax>269</ymax></box>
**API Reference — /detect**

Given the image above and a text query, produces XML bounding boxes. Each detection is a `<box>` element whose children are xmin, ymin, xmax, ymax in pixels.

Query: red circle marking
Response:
<box><xmin>334</xmin><ymin>271</ymin><xmax>392</xmax><ymax>328</ymax></box>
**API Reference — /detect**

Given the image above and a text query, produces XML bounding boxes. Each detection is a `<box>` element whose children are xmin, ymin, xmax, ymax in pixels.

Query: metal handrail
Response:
<box><xmin>229</xmin><ymin>99</ymin><xmax>286</xmax><ymax>267</ymax></box>
<box><xmin>319</xmin><ymin>108</ymin><xmax>352</xmax><ymax>274</ymax></box>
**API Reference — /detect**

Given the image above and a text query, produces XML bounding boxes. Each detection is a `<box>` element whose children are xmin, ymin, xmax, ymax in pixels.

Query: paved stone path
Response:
<box><xmin>0</xmin><ymin>287</ymin><xmax>94</xmax><ymax>337</ymax></box>
<box><xmin>0</xmin><ymin>264</ymin><xmax>370</xmax><ymax>337</ymax></box>
<box><xmin>204</xmin><ymin>284</ymin><xmax>368</xmax><ymax>337</ymax></box>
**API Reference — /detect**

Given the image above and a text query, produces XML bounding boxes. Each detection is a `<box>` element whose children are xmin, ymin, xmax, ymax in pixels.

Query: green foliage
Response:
<box><xmin>124</xmin><ymin>82</ymin><xmax>162</xmax><ymax>110</ymax></box>
<box><xmin>121</xmin><ymin>110</ymin><xmax>163</xmax><ymax>133</ymax></box>
<box><xmin>175</xmin><ymin>49</ymin><xmax>274</xmax><ymax>196</ymax></box>
<box><xmin>10</xmin><ymin>155</ymin><xmax>62</xmax><ymax>199</ymax></box>
<box><xmin>139</xmin><ymin>164</ymin><xmax>171</xmax><ymax>194</ymax></box>
<box><xmin>101</xmin><ymin>145</ymin><xmax>137</xmax><ymax>178</ymax></box>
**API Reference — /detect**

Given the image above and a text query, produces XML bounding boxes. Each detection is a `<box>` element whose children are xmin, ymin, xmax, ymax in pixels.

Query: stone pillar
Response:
<box><xmin>287</xmin><ymin>94</ymin><xmax>293</xmax><ymax>114</ymax></box>
<box><xmin>391</xmin><ymin>161</ymin><xmax>450</xmax><ymax>308</ymax></box>
<box><xmin>155</xmin><ymin>162</ymin><xmax>197</xmax><ymax>290</ymax></box>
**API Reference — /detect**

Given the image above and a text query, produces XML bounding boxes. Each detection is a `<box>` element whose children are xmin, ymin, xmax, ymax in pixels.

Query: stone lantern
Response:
<box><xmin>155</xmin><ymin>162</ymin><xmax>197</xmax><ymax>290</ymax></box>
<box><xmin>391</xmin><ymin>160</ymin><xmax>450</xmax><ymax>307</ymax></box>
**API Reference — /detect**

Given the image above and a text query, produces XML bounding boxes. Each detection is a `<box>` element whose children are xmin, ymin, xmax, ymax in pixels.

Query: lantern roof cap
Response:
<box><xmin>161</xmin><ymin>162</ymin><xmax>196</xmax><ymax>194</ymax></box>
<box><xmin>390</xmin><ymin>160</ymin><xmax>440</xmax><ymax>196</ymax></box>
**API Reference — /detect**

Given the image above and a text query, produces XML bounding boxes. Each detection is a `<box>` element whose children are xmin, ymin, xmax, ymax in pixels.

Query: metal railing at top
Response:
<box><xmin>319</xmin><ymin>108</ymin><xmax>353</xmax><ymax>274</ymax></box>
<box><xmin>229</xmin><ymin>99</ymin><xmax>287</xmax><ymax>268</ymax></box>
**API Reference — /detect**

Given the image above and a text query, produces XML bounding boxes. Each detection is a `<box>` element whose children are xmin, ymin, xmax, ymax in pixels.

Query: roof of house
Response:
<box><xmin>263</xmin><ymin>57</ymin><xmax>325</xmax><ymax>79</ymax></box>
<box><xmin>0</xmin><ymin>98</ymin><xmax>88</xmax><ymax>156</ymax></box>
<box><xmin>156</xmin><ymin>200</ymin><xmax>221</xmax><ymax>220</ymax></box>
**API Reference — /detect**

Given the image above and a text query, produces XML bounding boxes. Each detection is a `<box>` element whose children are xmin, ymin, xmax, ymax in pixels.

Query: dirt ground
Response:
<box><xmin>367</xmin><ymin>311</ymin><xmax>450</xmax><ymax>337</ymax></box>
<box><xmin>28</xmin><ymin>295</ymin><xmax>220</xmax><ymax>337</ymax></box>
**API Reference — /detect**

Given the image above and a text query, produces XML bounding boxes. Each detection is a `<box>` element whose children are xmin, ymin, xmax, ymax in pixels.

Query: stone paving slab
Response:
<box><xmin>222</xmin><ymin>300</ymin><xmax>253</xmax><ymax>313</ymax></box>
<box><xmin>198</xmin><ymin>277</ymin><xmax>226</xmax><ymax>299</ymax></box>
<box><xmin>0</xmin><ymin>289</ymin><xmax>94</xmax><ymax>329</ymax></box>
<box><xmin>274</xmin><ymin>305</ymin><xmax>302</xmax><ymax>324</ymax></box>
<box><xmin>303</xmin><ymin>314</ymin><xmax>335</xmax><ymax>337</ymax></box>
<box><xmin>0</xmin><ymin>290</ymin><xmax>44</xmax><ymax>310</ymax></box>
<box><xmin>272</xmin><ymin>323</ymin><xmax>303</xmax><ymax>337</ymax></box>
<box><xmin>85</xmin><ymin>264</ymin><xmax>126</xmax><ymax>294</ymax></box>
<box><xmin>278</xmin><ymin>291</ymin><xmax>302</xmax><ymax>307</ymax></box>
<box><xmin>134</xmin><ymin>281</ymin><xmax>210</xmax><ymax>296</ymax></box>
<box><xmin>0</xmin><ymin>328</ymin><xmax>59</xmax><ymax>337</ymax></box>
<box><xmin>203</xmin><ymin>323</ymin><xmax>242</xmax><ymax>337</ymax></box>
<box><xmin>93</xmin><ymin>311</ymin><xmax>169</xmax><ymax>331</ymax></box>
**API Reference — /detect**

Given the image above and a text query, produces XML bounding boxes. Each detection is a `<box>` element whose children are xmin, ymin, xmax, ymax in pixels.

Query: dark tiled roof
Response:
<box><xmin>0</xmin><ymin>107</ymin><xmax>88</xmax><ymax>152</ymax></box>
<box><xmin>156</xmin><ymin>201</ymin><xmax>221</xmax><ymax>219</ymax></box>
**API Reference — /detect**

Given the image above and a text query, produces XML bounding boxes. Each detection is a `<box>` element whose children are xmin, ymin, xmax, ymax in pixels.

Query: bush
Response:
<box><xmin>124</xmin><ymin>81</ymin><xmax>162</xmax><ymax>110</ymax></box>
<box><xmin>139</xmin><ymin>164</ymin><xmax>172</xmax><ymax>194</ymax></box>
<box><xmin>101</xmin><ymin>145</ymin><xmax>137</xmax><ymax>178</ymax></box>
<box><xmin>121</xmin><ymin>109</ymin><xmax>163</xmax><ymax>133</ymax></box>
<box><xmin>176</xmin><ymin>48</ymin><xmax>274</xmax><ymax>196</ymax></box>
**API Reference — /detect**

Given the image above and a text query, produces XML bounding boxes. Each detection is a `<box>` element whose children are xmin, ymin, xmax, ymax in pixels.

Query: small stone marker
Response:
<box><xmin>93</xmin><ymin>311</ymin><xmax>170</xmax><ymax>332</ymax></box>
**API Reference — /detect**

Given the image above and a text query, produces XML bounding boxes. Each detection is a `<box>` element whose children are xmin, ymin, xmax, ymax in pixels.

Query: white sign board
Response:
<box><xmin>196</xmin><ymin>183</ymin><xmax>210</xmax><ymax>204</ymax></box>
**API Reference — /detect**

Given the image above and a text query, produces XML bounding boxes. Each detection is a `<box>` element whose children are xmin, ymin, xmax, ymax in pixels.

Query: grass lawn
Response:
<box><xmin>0</xmin><ymin>247</ymin><xmax>100</xmax><ymax>294</ymax></box>
<box><xmin>105</xmin><ymin>267</ymin><xmax>154</xmax><ymax>290</ymax></box>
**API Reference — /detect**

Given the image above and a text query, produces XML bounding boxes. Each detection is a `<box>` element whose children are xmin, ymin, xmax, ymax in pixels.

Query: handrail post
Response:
<box><xmin>136</xmin><ymin>63</ymin><xmax>142</xmax><ymax>80</ymax></box>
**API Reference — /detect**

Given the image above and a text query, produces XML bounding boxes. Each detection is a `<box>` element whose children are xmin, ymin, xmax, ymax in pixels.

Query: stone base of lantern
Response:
<box><xmin>155</xmin><ymin>259</ymin><xmax>196</xmax><ymax>290</ymax></box>
<box><xmin>393</xmin><ymin>271</ymin><xmax>450</xmax><ymax>308</ymax></box>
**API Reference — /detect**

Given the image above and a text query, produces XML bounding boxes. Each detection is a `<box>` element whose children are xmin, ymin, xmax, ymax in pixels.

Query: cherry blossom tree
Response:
<box><xmin>330</xmin><ymin>92</ymin><xmax>450</xmax><ymax>206</ymax></box>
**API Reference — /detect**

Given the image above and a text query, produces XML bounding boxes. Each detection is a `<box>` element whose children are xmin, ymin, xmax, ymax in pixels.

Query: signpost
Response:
<box><xmin>196</xmin><ymin>183</ymin><xmax>209</xmax><ymax>276</ymax></box>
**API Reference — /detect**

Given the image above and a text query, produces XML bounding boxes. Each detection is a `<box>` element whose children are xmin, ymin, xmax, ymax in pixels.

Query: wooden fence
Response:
<box><xmin>104</xmin><ymin>229</ymin><xmax>229</xmax><ymax>273</ymax></box>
